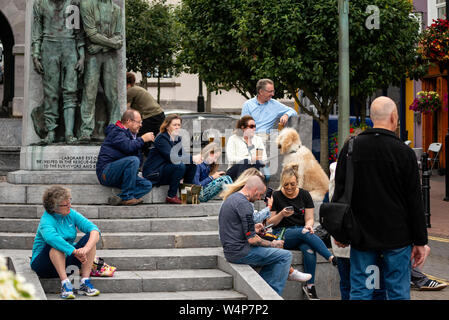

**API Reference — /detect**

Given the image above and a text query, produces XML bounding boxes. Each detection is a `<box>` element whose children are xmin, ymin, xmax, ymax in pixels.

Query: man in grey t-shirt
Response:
<box><xmin>218</xmin><ymin>176</ymin><xmax>292</xmax><ymax>295</ymax></box>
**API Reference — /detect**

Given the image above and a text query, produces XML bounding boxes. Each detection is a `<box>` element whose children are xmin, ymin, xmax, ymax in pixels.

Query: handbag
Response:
<box><xmin>319</xmin><ymin>137</ymin><xmax>361</xmax><ymax>245</ymax></box>
<box><xmin>179</xmin><ymin>183</ymin><xmax>202</xmax><ymax>204</ymax></box>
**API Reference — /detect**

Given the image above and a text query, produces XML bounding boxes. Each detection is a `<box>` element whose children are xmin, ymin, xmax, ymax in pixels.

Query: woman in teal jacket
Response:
<box><xmin>30</xmin><ymin>186</ymin><xmax>101</xmax><ymax>299</ymax></box>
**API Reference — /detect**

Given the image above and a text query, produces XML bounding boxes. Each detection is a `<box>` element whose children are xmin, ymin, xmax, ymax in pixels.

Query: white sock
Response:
<box><xmin>61</xmin><ymin>278</ymin><xmax>71</xmax><ymax>286</ymax></box>
<box><xmin>81</xmin><ymin>278</ymin><xmax>89</xmax><ymax>284</ymax></box>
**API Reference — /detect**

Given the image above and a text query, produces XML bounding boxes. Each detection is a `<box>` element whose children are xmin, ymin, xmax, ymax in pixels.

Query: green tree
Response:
<box><xmin>178</xmin><ymin>0</ymin><xmax>420</xmax><ymax>171</ymax></box>
<box><xmin>176</xmin><ymin>0</ymin><xmax>257</xmax><ymax>98</ymax></box>
<box><xmin>126</xmin><ymin>0</ymin><xmax>180</xmax><ymax>102</ymax></box>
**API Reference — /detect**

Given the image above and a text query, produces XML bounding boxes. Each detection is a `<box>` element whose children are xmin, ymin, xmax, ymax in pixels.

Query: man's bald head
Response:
<box><xmin>242</xmin><ymin>175</ymin><xmax>266</xmax><ymax>202</ymax></box>
<box><xmin>370</xmin><ymin>96</ymin><xmax>398</xmax><ymax>131</ymax></box>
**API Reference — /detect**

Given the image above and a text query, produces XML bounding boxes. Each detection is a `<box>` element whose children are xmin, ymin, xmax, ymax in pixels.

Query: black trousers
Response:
<box><xmin>226</xmin><ymin>162</ymin><xmax>265</xmax><ymax>181</ymax></box>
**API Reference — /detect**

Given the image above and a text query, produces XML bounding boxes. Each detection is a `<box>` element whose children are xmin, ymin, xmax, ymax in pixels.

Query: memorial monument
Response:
<box><xmin>20</xmin><ymin>0</ymin><xmax>126</xmax><ymax>171</ymax></box>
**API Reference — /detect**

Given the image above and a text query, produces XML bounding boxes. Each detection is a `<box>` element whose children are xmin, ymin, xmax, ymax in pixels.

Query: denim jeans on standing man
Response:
<box><xmin>349</xmin><ymin>245</ymin><xmax>412</xmax><ymax>300</ymax></box>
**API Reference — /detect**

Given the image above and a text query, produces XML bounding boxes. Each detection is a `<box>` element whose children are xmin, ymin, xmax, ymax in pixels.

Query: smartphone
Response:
<box><xmin>284</xmin><ymin>206</ymin><xmax>294</xmax><ymax>212</ymax></box>
<box><xmin>264</xmin><ymin>223</ymin><xmax>274</xmax><ymax>230</ymax></box>
<box><xmin>264</xmin><ymin>187</ymin><xmax>273</xmax><ymax>203</ymax></box>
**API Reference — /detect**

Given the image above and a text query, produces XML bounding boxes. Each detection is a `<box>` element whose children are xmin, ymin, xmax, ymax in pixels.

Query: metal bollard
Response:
<box><xmin>421</xmin><ymin>153</ymin><xmax>431</xmax><ymax>228</ymax></box>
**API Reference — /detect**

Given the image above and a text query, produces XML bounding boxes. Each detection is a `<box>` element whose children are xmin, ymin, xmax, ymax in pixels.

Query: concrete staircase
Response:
<box><xmin>0</xmin><ymin>201</ymin><xmax>254</xmax><ymax>300</ymax></box>
<box><xmin>0</xmin><ymin>170</ymin><xmax>341</xmax><ymax>300</ymax></box>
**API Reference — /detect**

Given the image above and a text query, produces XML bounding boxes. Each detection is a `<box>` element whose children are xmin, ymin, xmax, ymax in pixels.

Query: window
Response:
<box><xmin>436</xmin><ymin>0</ymin><xmax>446</xmax><ymax>19</ymax></box>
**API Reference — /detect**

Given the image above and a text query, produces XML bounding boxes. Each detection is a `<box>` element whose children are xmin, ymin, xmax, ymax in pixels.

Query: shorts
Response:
<box><xmin>30</xmin><ymin>233</ymin><xmax>91</xmax><ymax>278</ymax></box>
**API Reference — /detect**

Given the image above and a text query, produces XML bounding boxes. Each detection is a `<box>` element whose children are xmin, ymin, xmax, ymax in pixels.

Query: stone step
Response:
<box><xmin>94</xmin><ymin>248</ymin><xmax>222</xmax><ymax>271</ymax></box>
<box><xmin>7</xmin><ymin>170</ymin><xmax>100</xmax><ymax>185</ymax></box>
<box><xmin>40</xmin><ymin>269</ymin><xmax>233</xmax><ymax>294</ymax></box>
<box><xmin>2</xmin><ymin>248</ymin><xmax>222</xmax><ymax>271</ymax></box>
<box><xmin>0</xmin><ymin>231</ymin><xmax>221</xmax><ymax>250</ymax></box>
<box><xmin>0</xmin><ymin>203</ymin><xmax>222</xmax><ymax>219</ymax></box>
<box><xmin>0</xmin><ymin>182</ymin><xmax>171</xmax><ymax>204</ymax></box>
<box><xmin>45</xmin><ymin>290</ymin><xmax>247</xmax><ymax>300</ymax></box>
<box><xmin>0</xmin><ymin>216</ymin><xmax>218</xmax><ymax>233</ymax></box>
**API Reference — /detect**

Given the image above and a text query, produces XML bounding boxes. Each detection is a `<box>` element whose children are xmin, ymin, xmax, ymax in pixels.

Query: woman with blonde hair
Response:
<box><xmin>192</xmin><ymin>142</ymin><xmax>233</xmax><ymax>202</ymax></box>
<box><xmin>220</xmin><ymin>167</ymin><xmax>264</xmax><ymax>201</ymax></box>
<box><xmin>269</xmin><ymin>163</ymin><xmax>337</xmax><ymax>300</ymax></box>
<box><xmin>221</xmin><ymin>167</ymin><xmax>312</xmax><ymax>283</ymax></box>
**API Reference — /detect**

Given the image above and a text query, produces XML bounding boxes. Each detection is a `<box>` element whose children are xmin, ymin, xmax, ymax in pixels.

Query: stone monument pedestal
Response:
<box><xmin>20</xmin><ymin>146</ymin><xmax>100</xmax><ymax>171</ymax></box>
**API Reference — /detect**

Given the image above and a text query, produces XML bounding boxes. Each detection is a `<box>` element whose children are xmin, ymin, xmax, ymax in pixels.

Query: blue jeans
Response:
<box><xmin>337</xmin><ymin>257</ymin><xmax>386</xmax><ymax>300</ymax></box>
<box><xmin>100</xmin><ymin>156</ymin><xmax>152</xmax><ymax>201</ymax></box>
<box><xmin>350</xmin><ymin>245</ymin><xmax>411</xmax><ymax>300</ymax></box>
<box><xmin>235</xmin><ymin>246</ymin><xmax>292</xmax><ymax>295</ymax></box>
<box><xmin>275</xmin><ymin>225</ymin><xmax>333</xmax><ymax>284</ymax></box>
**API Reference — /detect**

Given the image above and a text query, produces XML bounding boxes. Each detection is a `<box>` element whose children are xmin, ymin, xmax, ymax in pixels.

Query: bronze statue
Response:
<box><xmin>78</xmin><ymin>0</ymin><xmax>123</xmax><ymax>142</ymax></box>
<box><xmin>31</xmin><ymin>0</ymin><xmax>85</xmax><ymax>144</ymax></box>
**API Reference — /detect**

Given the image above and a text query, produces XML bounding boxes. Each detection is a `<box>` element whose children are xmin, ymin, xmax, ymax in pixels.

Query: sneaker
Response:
<box><xmin>60</xmin><ymin>281</ymin><xmax>75</xmax><ymax>299</ymax></box>
<box><xmin>288</xmin><ymin>269</ymin><xmax>312</xmax><ymax>282</ymax></box>
<box><xmin>302</xmin><ymin>285</ymin><xmax>320</xmax><ymax>300</ymax></box>
<box><xmin>108</xmin><ymin>195</ymin><xmax>122</xmax><ymax>206</ymax></box>
<box><xmin>166</xmin><ymin>195</ymin><xmax>182</xmax><ymax>204</ymax></box>
<box><xmin>78</xmin><ymin>279</ymin><xmax>100</xmax><ymax>297</ymax></box>
<box><xmin>418</xmin><ymin>279</ymin><xmax>448</xmax><ymax>291</ymax></box>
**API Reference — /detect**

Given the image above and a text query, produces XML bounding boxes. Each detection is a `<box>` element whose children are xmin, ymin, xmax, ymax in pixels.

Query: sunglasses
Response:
<box><xmin>245</xmin><ymin>124</ymin><xmax>256</xmax><ymax>129</ymax></box>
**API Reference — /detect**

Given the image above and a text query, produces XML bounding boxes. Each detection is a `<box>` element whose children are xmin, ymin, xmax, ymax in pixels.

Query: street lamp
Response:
<box><xmin>338</xmin><ymin>0</ymin><xmax>350</xmax><ymax>149</ymax></box>
<box><xmin>197</xmin><ymin>77</ymin><xmax>205</xmax><ymax>113</ymax></box>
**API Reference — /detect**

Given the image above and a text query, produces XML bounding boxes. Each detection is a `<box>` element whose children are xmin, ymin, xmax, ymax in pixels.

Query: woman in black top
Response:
<box><xmin>268</xmin><ymin>164</ymin><xmax>336</xmax><ymax>300</ymax></box>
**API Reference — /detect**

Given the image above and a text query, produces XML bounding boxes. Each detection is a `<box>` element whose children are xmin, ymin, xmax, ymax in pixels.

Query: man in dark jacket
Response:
<box><xmin>96</xmin><ymin>109</ymin><xmax>154</xmax><ymax>205</ymax></box>
<box><xmin>333</xmin><ymin>96</ymin><xmax>427</xmax><ymax>300</ymax></box>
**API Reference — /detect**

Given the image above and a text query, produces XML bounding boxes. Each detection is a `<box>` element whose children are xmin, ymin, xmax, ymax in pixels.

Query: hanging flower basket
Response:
<box><xmin>409</xmin><ymin>91</ymin><xmax>441</xmax><ymax>114</ymax></box>
<box><xmin>418</xmin><ymin>19</ymin><xmax>449</xmax><ymax>65</ymax></box>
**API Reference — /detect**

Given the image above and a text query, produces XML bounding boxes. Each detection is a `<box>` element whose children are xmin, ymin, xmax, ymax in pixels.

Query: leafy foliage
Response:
<box><xmin>177</xmin><ymin>0</ymin><xmax>421</xmax><ymax>170</ymax></box>
<box><xmin>126</xmin><ymin>0</ymin><xmax>180</xmax><ymax>91</ymax></box>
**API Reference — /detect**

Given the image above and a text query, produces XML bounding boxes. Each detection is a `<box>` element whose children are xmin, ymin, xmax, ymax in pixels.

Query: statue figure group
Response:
<box><xmin>31</xmin><ymin>0</ymin><xmax>123</xmax><ymax>144</ymax></box>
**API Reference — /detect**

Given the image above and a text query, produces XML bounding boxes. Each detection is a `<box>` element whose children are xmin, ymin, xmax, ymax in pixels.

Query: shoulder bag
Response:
<box><xmin>319</xmin><ymin>137</ymin><xmax>361</xmax><ymax>245</ymax></box>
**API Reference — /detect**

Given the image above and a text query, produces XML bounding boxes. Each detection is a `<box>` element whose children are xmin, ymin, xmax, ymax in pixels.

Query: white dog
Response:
<box><xmin>277</xmin><ymin>128</ymin><xmax>329</xmax><ymax>201</ymax></box>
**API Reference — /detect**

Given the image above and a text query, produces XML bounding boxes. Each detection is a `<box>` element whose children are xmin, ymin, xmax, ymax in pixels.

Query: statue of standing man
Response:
<box><xmin>32</xmin><ymin>0</ymin><xmax>85</xmax><ymax>144</ymax></box>
<box><xmin>78</xmin><ymin>0</ymin><xmax>123</xmax><ymax>142</ymax></box>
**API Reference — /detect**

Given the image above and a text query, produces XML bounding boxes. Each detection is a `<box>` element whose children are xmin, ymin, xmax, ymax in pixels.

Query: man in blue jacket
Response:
<box><xmin>96</xmin><ymin>109</ymin><xmax>154</xmax><ymax>205</ymax></box>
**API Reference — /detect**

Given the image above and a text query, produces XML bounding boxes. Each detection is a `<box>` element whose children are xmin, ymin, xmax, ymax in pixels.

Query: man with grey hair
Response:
<box><xmin>241</xmin><ymin>79</ymin><xmax>298</xmax><ymax>134</ymax></box>
<box><xmin>96</xmin><ymin>109</ymin><xmax>154</xmax><ymax>206</ymax></box>
<box><xmin>218</xmin><ymin>175</ymin><xmax>292</xmax><ymax>295</ymax></box>
<box><xmin>332</xmin><ymin>96</ymin><xmax>428</xmax><ymax>300</ymax></box>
